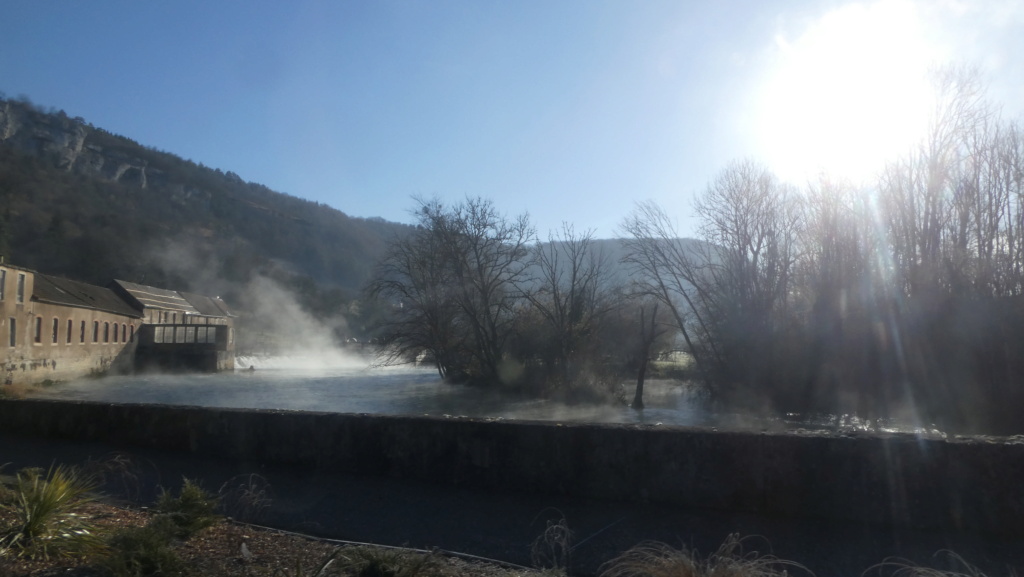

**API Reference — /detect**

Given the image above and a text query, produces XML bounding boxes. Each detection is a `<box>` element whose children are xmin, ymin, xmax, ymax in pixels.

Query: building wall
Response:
<box><xmin>0</xmin><ymin>266</ymin><xmax>138</xmax><ymax>385</ymax></box>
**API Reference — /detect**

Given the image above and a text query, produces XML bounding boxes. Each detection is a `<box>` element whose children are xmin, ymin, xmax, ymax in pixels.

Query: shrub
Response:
<box><xmin>153</xmin><ymin>477</ymin><xmax>219</xmax><ymax>538</ymax></box>
<box><xmin>100</xmin><ymin>520</ymin><xmax>184</xmax><ymax>577</ymax></box>
<box><xmin>0</xmin><ymin>464</ymin><xmax>106</xmax><ymax>560</ymax></box>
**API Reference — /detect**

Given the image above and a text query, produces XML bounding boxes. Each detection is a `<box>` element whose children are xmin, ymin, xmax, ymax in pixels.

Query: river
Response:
<box><xmin>30</xmin><ymin>353</ymin><xmax>920</xmax><ymax>432</ymax></box>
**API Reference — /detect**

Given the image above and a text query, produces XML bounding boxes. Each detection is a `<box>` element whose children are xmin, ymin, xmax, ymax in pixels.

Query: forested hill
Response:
<box><xmin>0</xmin><ymin>96</ymin><xmax>413</xmax><ymax>305</ymax></box>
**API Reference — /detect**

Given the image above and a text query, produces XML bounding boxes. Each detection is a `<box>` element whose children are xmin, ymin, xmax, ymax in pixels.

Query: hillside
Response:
<box><xmin>0</xmin><ymin>96</ymin><xmax>415</xmax><ymax>341</ymax></box>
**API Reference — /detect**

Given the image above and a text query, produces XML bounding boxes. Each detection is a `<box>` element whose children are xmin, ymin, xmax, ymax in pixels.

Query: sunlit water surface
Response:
<box><xmin>32</xmin><ymin>355</ymin><xmax>926</xmax><ymax>432</ymax></box>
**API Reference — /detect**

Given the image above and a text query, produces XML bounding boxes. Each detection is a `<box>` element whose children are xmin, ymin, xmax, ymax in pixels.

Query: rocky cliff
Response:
<box><xmin>0</xmin><ymin>99</ymin><xmax>151</xmax><ymax>187</ymax></box>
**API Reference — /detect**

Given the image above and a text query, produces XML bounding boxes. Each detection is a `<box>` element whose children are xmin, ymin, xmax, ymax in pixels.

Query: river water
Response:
<box><xmin>29</xmin><ymin>353</ymin><xmax>794</xmax><ymax>430</ymax></box>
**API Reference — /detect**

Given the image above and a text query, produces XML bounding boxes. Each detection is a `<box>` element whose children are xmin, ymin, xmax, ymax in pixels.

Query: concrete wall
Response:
<box><xmin>0</xmin><ymin>399</ymin><xmax>1021</xmax><ymax>535</ymax></box>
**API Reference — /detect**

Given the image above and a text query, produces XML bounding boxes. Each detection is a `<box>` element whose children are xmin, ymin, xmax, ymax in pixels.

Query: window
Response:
<box><xmin>112</xmin><ymin>322</ymin><xmax>118</xmax><ymax>343</ymax></box>
<box><xmin>0</xmin><ymin>269</ymin><xmax>6</xmax><ymax>300</ymax></box>
<box><xmin>51</xmin><ymin>317</ymin><xmax>58</xmax><ymax>344</ymax></box>
<box><xmin>34</xmin><ymin>317</ymin><xmax>42</xmax><ymax>343</ymax></box>
<box><xmin>17</xmin><ymin>274</ymin><xmax>25</xmax><ymax>303</ymax></box>
<box><xmin>172</xmin><ymin>312</ymin><xmax>177</xmax><ymax>324</ymax></box>
<box><xmin>103</xmin><ymin>322</ymin><xmax>110</xmax><ymax>343</ymax></box>
<box><xmin>66</xmin><ymin>319</ymin><xmax>72</xmax><ymax>344</ymax></box>
<box><xmin>93</xmin><ymin>321</ymin><xmax>99</xmax><ymax>343</ymax></box>
<box><xmin>130</xmin><ymin>324</ymin><xmax>135</xmax><ymax>342</ymax></box>
<box><xmin>80</xmin><ymin>320</ymin><xmax>86</xmax><ymax>343</ymax></box>
<box><xmin>9</xmin><ymin>318</ymin><xmax>15</xmax><ymax>347</ymax></box>
<box><xmin>122</xmin><ymin>324</ymin><xmax>127</xmax><ymax>342</ymax></box>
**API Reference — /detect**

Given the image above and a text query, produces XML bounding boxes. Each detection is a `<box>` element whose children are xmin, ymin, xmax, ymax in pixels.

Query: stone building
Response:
<box><xmin>0</xmin><ymin>264</ymin><xmax>235</xmax><ymax>387</ymax></box>
<box><xmin>0</xmin><ymin>264</ymin><xmax>143</xmax><ymax>385</ymax></box>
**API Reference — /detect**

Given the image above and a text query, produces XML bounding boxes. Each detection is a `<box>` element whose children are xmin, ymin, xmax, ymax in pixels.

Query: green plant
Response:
<box><xmin>598</xmin><ymin>534</ymin><xmax>808</xmax><ymax>577</ymax></box>
<box><xmin>154</xmin><ymin>477</ymin><xmax>219</xmax><ymax>538</ymax></box>
<box><xmin>340</xmin><ymin>546</ymin><xmax>446</xmax><ymax>577</ymax></box>
<box><xmin>100</xmin><ymin>520</ymin><xmax>185</xmax><ymax>577</ymax></box>
<box><xmin>0</xmin><ymin>464</ymin><xmax>106</xmax><ymax>560</ymax></box>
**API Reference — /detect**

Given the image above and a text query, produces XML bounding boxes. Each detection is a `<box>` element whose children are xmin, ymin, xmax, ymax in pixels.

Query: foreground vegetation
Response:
<box><xmin>2</xmin><ymin>461</ymin><xmax>1013</xmax><ymax>577</ymax></box>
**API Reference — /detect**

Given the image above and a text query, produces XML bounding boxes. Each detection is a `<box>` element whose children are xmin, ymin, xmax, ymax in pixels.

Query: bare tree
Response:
<box><xmin>369</xmin><ymin>197</ymin><xmax>533</xmax><ymax>384</ymax></box>
<box><xmin>879</xmin><ymin>65</ymin><xmax>994</xmax><ymax>297</ymax></box>
<box><xmin>620</xmin><ymin>202</ymin><xmax>717</xmax><ymax>389</ymax></box>
<box><xmin>522</xmin><ymin>224</ymin><xmax>612</xmax><ymax>385</ymax></box>
<box><xmin>631</xmin><ymin>301</ymin><xmax>668</xmax><ymax>410</ymax></box>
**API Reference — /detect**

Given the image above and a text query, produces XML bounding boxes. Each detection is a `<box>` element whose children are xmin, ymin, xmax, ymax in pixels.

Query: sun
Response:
<box><xmin>754</xmin><ymin>0</ymin><xmax>938</xmax><ymax>185</ymax></box>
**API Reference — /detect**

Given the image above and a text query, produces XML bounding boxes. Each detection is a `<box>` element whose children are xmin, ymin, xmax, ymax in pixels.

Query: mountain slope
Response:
<box><xmin>0</xmin><ymin>97</ymin><xmax>411</xmax><ymax>296</ymax></box>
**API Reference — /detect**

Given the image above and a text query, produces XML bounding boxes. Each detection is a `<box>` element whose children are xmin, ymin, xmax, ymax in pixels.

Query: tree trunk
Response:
<box><xmin>633</xmin><ymin>304</ymin><xmax>659</xmax><ymax>410</ymax></box>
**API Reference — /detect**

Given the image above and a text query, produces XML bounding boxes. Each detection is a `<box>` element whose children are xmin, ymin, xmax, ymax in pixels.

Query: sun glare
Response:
<box><xmin>756</xmin><ymin>1</ymin><xmax>937</xmax><ymax>185</ymax></box>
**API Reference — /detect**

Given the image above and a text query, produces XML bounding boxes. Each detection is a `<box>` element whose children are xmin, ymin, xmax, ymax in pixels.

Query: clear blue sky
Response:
<box><xmin>2</xmin><ymin>1</ymin><xmax>1022</xmax><ymax>238</ymax></box>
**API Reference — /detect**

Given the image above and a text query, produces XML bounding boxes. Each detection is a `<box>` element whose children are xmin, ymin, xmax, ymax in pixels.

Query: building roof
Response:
<box><xmin>111</xmin><ymin>280</ymin><xmax>201</xmax><ymax>315</ymax></box>
<box><xmin>34</xmin><ymin>274</ymin><xmax>143</xmax><ymax>318</ymax></box>
<box><xmin>180</xmin><ymin>292</ymin><xmax>234</xmax><ymax>318</ymax></box>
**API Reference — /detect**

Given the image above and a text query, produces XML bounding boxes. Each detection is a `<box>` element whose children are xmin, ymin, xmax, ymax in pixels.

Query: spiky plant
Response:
<box><xmin>0</xmin><ymin>464</ymin><xmax>106</xmax><ymax>559</ymax></box>
<box><xmin>598</xmin><ymin>534</ymin><xmax>808</xmax><ymax>577</ymax></box>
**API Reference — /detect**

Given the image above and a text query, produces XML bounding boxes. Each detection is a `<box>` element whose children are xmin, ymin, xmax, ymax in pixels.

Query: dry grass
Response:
<box><xmin>598</xmin><ymin>534</ymin><xmax>810</xmax><ymax>577</ymax></box>
<box><xmin>867</xmin><ymin>552</ymin><xmax>1016</xmax><ymax>577</ymax></box>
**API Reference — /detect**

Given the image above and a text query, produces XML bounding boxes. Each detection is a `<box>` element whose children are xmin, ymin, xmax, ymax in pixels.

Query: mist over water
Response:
<box><xmin>32</xmin><ymin>352</ymin><xmax>936</xmax><ymax>433</ymax></box>
<box><xmin>31</xmin><ymin>352</ymin><xmax>774</xmax><ymax>429</ymax></box>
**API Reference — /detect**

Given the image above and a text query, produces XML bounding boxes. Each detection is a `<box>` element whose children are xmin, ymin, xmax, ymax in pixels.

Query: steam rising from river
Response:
<box><xmin>44</xmin><ymin>242</ymin><xmax>938</xmax><ymax>433</ymax></box>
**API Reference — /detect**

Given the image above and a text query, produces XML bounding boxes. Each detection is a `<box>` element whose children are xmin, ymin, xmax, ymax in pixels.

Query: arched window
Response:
<box><xmin>130</xmin><ymin>324</ymin><xmax>135</xmax><ymax>342</ymax></box>
<box><xmin>122</xmin><ymin>324</ymin><xmax>127</xmax><ymax>342</ymax></box>
<box><xmin>66</xmin><ymin>319</ymin><xmax>72</xmax><ymax>344</ymax></box>
<box><xmin>34</xmin><ymin>317</ymin><xmax>42</xmax><ymax>343</ymax></box>
<box><xmin>103</xmin><ymin>322</ymin><xmax>110</xmax><ymax>343</ymax></box>
<box><xmin>80</xmin><ymin>320</ymin><xmax>86</xmax><ymax>343</ymax></box>
<box><xmin>51</xmin><ymin>317</ymin><xmax>58</xmax><ymax>344</ymax></box>
<box><xmin>93</xmin><ymin>321</ymin><xmax>99</xmax><ymax>343</ymax></box>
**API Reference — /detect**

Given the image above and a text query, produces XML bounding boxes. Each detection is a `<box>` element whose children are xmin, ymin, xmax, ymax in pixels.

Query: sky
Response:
<box><xmin>2</xmin><ymin>0</ymin><xmax>1023</xmax><ymax>239</ymax></box>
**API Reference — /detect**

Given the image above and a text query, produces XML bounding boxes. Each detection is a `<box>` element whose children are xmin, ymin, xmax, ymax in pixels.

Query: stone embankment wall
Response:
<box><xmin>1</xmin><ymin>399</ymin><xmax>1021</xmax><ymax>535</ymax></box>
